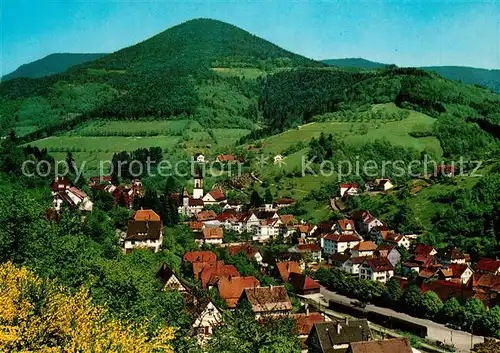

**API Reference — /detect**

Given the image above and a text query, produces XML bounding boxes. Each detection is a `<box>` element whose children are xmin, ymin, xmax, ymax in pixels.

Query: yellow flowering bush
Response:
<box><xmin>0</xmin><ymin>262</ymin><xmax>175</xmax><ymax>352</ymax></box>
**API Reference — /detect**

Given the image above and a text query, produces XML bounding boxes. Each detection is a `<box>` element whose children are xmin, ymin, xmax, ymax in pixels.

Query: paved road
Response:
<box><xmin>311</xmin><ymin>287</ymin><xmax>484</xmax><ymax>353</ymax></box>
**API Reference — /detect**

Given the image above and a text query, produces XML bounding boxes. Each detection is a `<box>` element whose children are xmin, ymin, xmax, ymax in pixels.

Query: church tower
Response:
<box><xmin>193</xmin><ymin>167</ymin><xmax>204</xmax><ymax>199</ymax></box>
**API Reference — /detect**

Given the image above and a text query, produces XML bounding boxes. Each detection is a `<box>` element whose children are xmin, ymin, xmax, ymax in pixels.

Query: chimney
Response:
<box><xmin>306</xmin><ymin>304</ymin><xmax>310</xmax><ymax>317</ymax></box>
<box><xmin>344</xmin><ymin>317</ymin><xmax>349</xmax><ymax>326</ymax></box>
<box><xmin>337</xmin><ymin>323</ymin><xmax>342</xmax><ymax>335</ymax></box>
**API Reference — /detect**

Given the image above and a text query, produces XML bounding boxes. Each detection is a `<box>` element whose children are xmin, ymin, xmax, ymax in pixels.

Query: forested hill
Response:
<box><xmin>0</xmin><ymin>18</ymin><xmax>323</xmax><ymax>135</ymax></box>
<box><xmin>322</xmin><ymin>58</ymin><xmax>386</xmax><ymax>70</ymax></box>
<box><xmin>2</xmin><ymin>53</ymin><xmax>107</xmax><ymax>81</ymax></box>
<box><xmin>323</xmin><ymin>58</ymin><xmax>500</xmax><ymax>93</ymax></box>
<box><xmin>83</xmin><ymin>18</ymin><xmax>321</xmax><ymax>72</ymax></box>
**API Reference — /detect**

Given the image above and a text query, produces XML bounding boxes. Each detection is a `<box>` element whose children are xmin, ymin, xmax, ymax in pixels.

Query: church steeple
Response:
<box><xmin>193</xmin><ymin>167</ymin><xmax>204</xmax><ymax>199</ymax></box>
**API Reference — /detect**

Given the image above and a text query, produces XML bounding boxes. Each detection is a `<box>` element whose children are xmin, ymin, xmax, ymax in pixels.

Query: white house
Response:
<box><xmin>202</xmin><ymin>189</ymin><xmax>226</xmax><ymax>205</ymax></box>
<box><xmin>366</xmin><ymin>179</ymin><xmax>394</xmax><ymax>192</ymax></box>
<box><xmin>196</xmin><ymin>227</ymin><xmax>224</xmax><ymax>246</ymax></box>
<box><xmin>352</xmin><ymin>211</ymin><xmax>384</xmax><ymax>234</ymax></box>
<box><xmin>253</xmin><ymin>218</ymin><xmax>282</xmax><ymax>243</ymax></box>
<box><xmin>339</xmin><ymin>183</ymin><xmax>359</xmax><ymax>198</ymax></box>
<box><xmin>51</xmin><ymin>178</ymin><xmax>93</xmax><ymax>212</ymax></box>
<box><xmin>322</xmin><ymin>233</ymin><xmax>361</xmax><ymax>255</ymax></box>
<box><xmin>351</xmin><ymin>241</ymin><xmax>378</xmax><ymax>258</ymax></box>
<box><xmin>123</xmin><ymin>219</ymin><xmax>163</xmax><ymax>253</ymax></box>
<box><xmin>342</xmin><ymin>257</ymin><xmax>367</xmax><ymax>275</ymax></box>
<box><xmin>359</xmin><ymin>257</ymin><xmax>394</xmax><ymax>283</ymax></box>
<box><xmin>438</xmin><ymin>264</ymin><xmax>474</xmax><ymax>284</ymax></box>
<box><xmin>192</xmin><ymin>300</ymin><xmax>223</xmax><ymax>345</ymax></box>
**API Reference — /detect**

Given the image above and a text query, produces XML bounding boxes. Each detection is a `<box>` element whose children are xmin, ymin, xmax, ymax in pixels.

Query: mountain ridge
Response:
<box><xmin>2</xmin><ymin>53</ymin><xmax>107</xmax><ymax>81</ymax></box>
<box><xmin>323</xmin><ymin>58</ymin><xmax>500</xmax><ymax>92</ymax></box>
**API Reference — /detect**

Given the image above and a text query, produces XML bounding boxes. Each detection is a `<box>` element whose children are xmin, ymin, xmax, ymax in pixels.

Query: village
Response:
<box><xmin>44</xmin><ymin>154</ymin><xmax>500</xmax><ymax>353</ymax></box>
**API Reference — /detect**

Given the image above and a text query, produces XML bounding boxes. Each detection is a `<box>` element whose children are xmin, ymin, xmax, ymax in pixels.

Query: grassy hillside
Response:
<box><xmin>323</xmin><ymin>58</ymin><xmax>500</xmax><ymax>93</ymax></box>
<box><xmin>2</xmin><ymin>53</ymin><xmax>107</xmax><ymax>81</ymax></box>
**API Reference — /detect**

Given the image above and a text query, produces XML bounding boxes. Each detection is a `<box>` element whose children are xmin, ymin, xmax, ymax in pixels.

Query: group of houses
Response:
<box><xmin>339</xmin><ymin>179</ymin><xmax>395</xmax><ymax>198</ymax></box>
<box><xmin>50</xmin><ymin>176</ymin><xmax>146</xmax><ymax>214</ymax></box>
<box><xmin>157</xmin><ymin>249</ymin><xmax>416</xmax><ymax>353</ymax></box>
<box><xmin>195</xmin><ymin>152</ymin><xmax>285</xmax><ymax>165</ymax></box>
<box><xmin>397</xmin><ymin>246</ymin><xmax>500</xmax><ymax>308</ymax></box>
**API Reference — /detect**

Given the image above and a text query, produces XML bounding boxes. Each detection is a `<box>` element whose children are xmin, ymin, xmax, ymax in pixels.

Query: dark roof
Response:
<box><xmin>437</xmin><ymin>246</ymin><xmax>465</xmax><ymax>261</ymax></box>
<box><xmin>156</xmin><ymin>263</ymin><xmax>192</xmax><ymax>291</ymax></box>
<box><xmin>365</xmin><ymin>257</ymin><xmax>394</xmax><ymax>272</ymax></box>
<box><xmin>125</xmin><ymin>220</ymin><xmax>162</xmax><ymax>240</ymax></box>
<box><xmin>307</xmin><ymin>319</ymin><xmax>371</xmax><ymax>353</ymax></box>
<box><xmin>329</xmin><ymin>253</ymin><xmax>351</xmax><ymax>264</ymax></box>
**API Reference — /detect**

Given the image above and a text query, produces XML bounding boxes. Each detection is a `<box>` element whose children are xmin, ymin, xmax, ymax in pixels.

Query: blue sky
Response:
<box><xmin>1</xmin><ymin>0</ymin><xmax>499</xmax><ymax>75</ymax></box>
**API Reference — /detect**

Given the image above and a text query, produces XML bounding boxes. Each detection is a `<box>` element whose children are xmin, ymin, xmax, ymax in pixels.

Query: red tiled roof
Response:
<box><xmin>134</xmin><ymin>209</ymin><xmax>161</xmax><ymax>221</ymax></box>
<box><xmin>298</xmin><ymin>224</ymin><xmax>314</xmax><ymax>233</ymax></box>
<box><xmin>289</xmin><ymin>273</ymin><xmax>321</xmax><ymax>291</ymax></box>
<box><xmin>415</xmin><ymin>244</ymin><xmax>435</xmax><ymax>256</ymax></box>
<box><xmin>366</xmin><ymin>257</ymin><xmax>394</xmax><ymax>272</ymax></box>
<box><xmin>201</xmin><ymin>227</ymin><xmax>223</xmax><ymax>239</ymax></box>
<box><xmin>473</xmin><ymin>273</ymin><xmax>500</xmax><ymax>290</ymax></box>
<box><xmin>280</xmin><ymin>215</ymin><xmax>296</xmax><ymax>225</ymax></box>
<box><xmin>349</xmin><ymin>338</ymin><xmax>413</xmax><ymax>353</ymax></box>
<box><xmin>475</xmin><ymin>258</ymin><xmax>500</xmax><ymax>273</ymax></box>
<box><xmin>337</xmin><ymin>219</ymin><xmax>356</xmax><ymax>231</ymax></box>
<box><xmin>228</xmin><ymin>243</ymin><xmax>259</xmax><ymax>260</ymax></box>
<box><xmin>340</xmin><ymin>183</ymin><xmax>358</xmax><ymax>188</ymax></box>
<box><xmin>89</xmin><ymin>176</ymin><xmax>112</xmax><ymax>183</ymax></box>
<box><xmin>420</xmin><ymin>280</ymin><xmax>474</xmax><ymax>302</ymax></box>
<box><xmin>183</xmin><ymin>251</ymin><xmax>217</xmax><ymax>264</ymax></box>
<box><xmin>292</xmin><ymin>313</ymin><xmax>325</xmax><ymax>336</ymax></box>
<box><xmin>441</xmin><ymin>264</ymin><xmax>470</xmax><ymax>279</ymax></box>
<box><xmin>200</xmin><ymin>262</ymin><xmax>240</xmax><ymax>288</ymax></box>
<box><xmin>296</xmin><ymin>244</ymin><xmax>321</xmax><ymax>252</ymax></box>
<box><xmin>216</xmin><ymin>210</ymin><xmax>239</xmax><ymax>222</ymax></box>
<box><xmin>275</xmin><ymin>197</ymin><xmax>296</xmax><ymax>205</ymax></box>
<box><xmin>241</xmin><ymin>286</ymin><xmax>292</xmax><ymax>313</ymax></box>
<box><xmin>217</xmin><ymin>154</ymin><xmax>236</xmax><ymax>162</ymax></box>
<box><xmin>419</xmin><ymin>269</ymin><xmax>437</xmax><ymax>279</ymax></box>
<box><xmin>196</xmin><ymin>210</ymin><xmax>217</xmax><ymax>221</ymax></box>
<box><xmin>188</xmin><ymin>221</ymin><xmax>204</xmax><ymax>231</ymax></box>
<box><xmin>192</xmin><ymin>260</ymin><xmax>219</xmax><ymax>280</ymax></box>
<box><xmin>208</xmin><ymin>189</ymin><xmax>225</xmax><ymax>201</ymax></box>
<box><xmin>276</xmin><ymin>261</ymin><xmax>302</xmax><ymax>282</ymax></box>
<box><xmin>352</xmin><ymin>241</ymin><xmax>377</xmax><ymax>252</ymax></box>
<box><xmin>217</xmin><ymin>276</ymin><xmax>260</xmax><ymax>308</ymax></box>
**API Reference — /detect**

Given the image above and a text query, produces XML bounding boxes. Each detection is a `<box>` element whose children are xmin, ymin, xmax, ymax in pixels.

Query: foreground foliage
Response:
<box><xmin>0</xmin><ymin>262</ymin><xmax>175</xmax><ymax>352</ymax></box>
